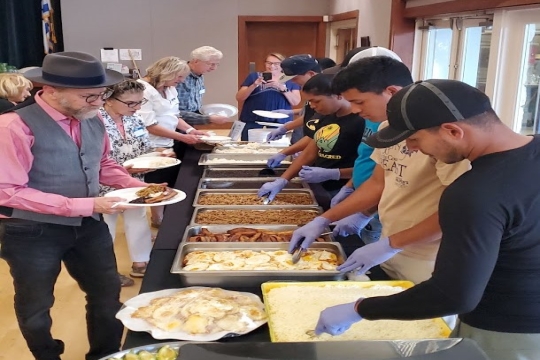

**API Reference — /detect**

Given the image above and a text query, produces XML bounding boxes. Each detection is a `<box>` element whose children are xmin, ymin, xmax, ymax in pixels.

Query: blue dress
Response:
<box><xmin>239</xmin><ymin>72</ymin><xmax>300</xmax><ymax>141</ymax></box>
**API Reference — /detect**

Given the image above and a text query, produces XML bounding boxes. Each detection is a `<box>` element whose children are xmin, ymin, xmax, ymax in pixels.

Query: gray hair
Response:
<box><xmin>191</xmin><ymin>46</ymin><xmax>223</xmax><ymax>61</ymax></box>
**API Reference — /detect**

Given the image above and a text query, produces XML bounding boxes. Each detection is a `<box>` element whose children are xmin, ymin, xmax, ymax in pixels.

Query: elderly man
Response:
<box><xmin>0</xmin><ymin>52</ymin><xmax>146</xmax><ymax>360</ymax></box>
<box><xmin>176</xmin><ymin>45</ymin><xmax>228</xmax><ymax>125</ymax></box>
<box><xmin>315</xmin><ymin>79</ymin><xmax>540</xmax><ymax>360</ymax></box>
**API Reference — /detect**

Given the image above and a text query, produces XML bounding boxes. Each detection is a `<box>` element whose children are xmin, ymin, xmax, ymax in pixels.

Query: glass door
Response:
<box><xmin>419</xmin><ymin>19</ymin><xmax>455</xmax><ymax>80</ymax></box>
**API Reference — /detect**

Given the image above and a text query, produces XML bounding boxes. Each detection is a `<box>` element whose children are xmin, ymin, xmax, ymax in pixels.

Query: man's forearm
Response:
<box><xmin>338</xmin><ymin>168</ymin><xmax>353</xmax><ymax>179</ymax></box>
<box><xmin>281</xmin><ymin>136</ymin><xmax>310</xmax><ymax>156</ymax></box>
<box><xmin>284</xmin><ymin>116</ymin><xmax>304</xmax><ymax>131</ymax></box>
<box><xmin>389</xmin><ymin>212</ymin><xmax>441</xmax><ymax>248</ymax></box>
<box><xmin>178</xmin><ymin>111</ymin><xmax>209</xmax><ymax>125</ymax></box>
<box><xmin>281</xmin><ymin>143</ymin><xmax>318</xmax><ymax>180</ymax></box>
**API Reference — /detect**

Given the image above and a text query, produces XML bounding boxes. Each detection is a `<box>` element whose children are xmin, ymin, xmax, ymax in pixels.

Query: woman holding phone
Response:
<box><xmin>236</xmin><ymin>53</ymin><xmax>301</xmax><ymax>140</ymax></box>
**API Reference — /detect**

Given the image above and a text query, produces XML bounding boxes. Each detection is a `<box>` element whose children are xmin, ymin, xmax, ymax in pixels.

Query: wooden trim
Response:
<box><xmin>404</xmin><ymin>0</ymin><xmax>540</xmax><ymax>18</ymax></box>
<box><xmin>390</xmin><ymin>0</ymin><xmax>415</xmax><ymax>69</ymax></box>
<box><xmin>238</xmin><ymin>16</ymin><xmax>323</xmax><ymax>23</ymax></box>
<box><xmin>316</xmin><ymin>21</ymin><xmax>327</xmax><ymax>58</ymax></box>
<box><xmin>328</xmin><ymin>10</ymin><xmax>359</xmax><ymax>22</ymax></box>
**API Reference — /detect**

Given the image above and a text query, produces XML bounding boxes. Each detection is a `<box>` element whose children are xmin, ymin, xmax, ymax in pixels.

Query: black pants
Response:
<box><xmin>0</xmin><ymin>218</ymin><xmax>123</xmax><ymax>360</ymax></box>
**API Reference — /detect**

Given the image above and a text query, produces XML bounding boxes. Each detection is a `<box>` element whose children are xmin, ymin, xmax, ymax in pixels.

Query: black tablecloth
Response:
<box><xmin>123</xmin><ymin>147</ymin><xmax>388</xmax><ymax>350</ymax></box>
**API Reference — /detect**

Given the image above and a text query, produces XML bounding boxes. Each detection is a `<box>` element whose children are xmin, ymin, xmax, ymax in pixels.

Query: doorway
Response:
<box><xmin>326</xmin><ymin>11</ymin><xmax>359</xmax><ymax>65</ymax></box>
<box><xmin>238</xmin><ymin>16</ymin><xmax>326</xmax><ymax>88</ymax></box>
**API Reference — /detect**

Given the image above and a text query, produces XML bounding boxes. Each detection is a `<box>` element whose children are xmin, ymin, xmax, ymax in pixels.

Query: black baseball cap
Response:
<box><xmin>281</xmin><ymin>54</ymin><xmax>321</xmax><ymax>77</ymax></box>
<box><xmin>365</xmin><ymin>79</ymin><xmax>493</xmax><ymax>148</ymax></box>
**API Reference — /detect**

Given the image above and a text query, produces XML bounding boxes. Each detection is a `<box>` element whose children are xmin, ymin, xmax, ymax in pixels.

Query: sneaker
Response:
<box><xmin>119</xmin><ymin>273</ymin><xmax>134</xmax><ymax>287</ymax></box>
<box><xmin>130</xmin><ymin>263</ymin><xmax>147</xmax><ymax>278</ymax></box>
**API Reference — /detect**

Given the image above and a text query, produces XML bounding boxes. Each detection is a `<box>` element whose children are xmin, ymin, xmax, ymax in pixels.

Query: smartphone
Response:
<box><xmin>262</xmin><ymin>72</ymin><xmax>272</xmax><ymax>81</ymax></box>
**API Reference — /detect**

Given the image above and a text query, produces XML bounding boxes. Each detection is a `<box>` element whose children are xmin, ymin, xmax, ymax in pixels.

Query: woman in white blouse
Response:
<box><xmin>137</xmin><ymin>56</ymin><xmax>206</xmax><ymax>226</ymax></box>
<box><xmin>99</xmin><ymin>79</ymin><xmax>157</xmax><ymax>285</ymax></box>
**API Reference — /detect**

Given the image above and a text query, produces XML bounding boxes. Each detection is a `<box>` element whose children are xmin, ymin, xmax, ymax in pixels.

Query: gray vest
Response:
<box><xmin>11</xmin><ymin>102</ymin><xmax>104</xmax><ymax>226</ymax></box>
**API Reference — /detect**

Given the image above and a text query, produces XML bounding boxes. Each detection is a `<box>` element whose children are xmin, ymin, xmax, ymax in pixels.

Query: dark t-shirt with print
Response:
<box><xmin>311</xmin><ymin>112</ymin><xmax>365</xmax><ymax>191</ymax></box>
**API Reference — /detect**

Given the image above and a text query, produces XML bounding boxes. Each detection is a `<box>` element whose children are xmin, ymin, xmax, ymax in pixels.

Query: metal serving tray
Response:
<box><xmin>190</xmin><ymin>206</ymin><xmax>323</xmax><ymax>225</ymax></box>
<box><xmin>198</xmin><ymin>153</ymin><xmax>292</xmax><ymax>167</ymax></box>
<box><xmin>192</xmin><ymin>189</ymin><xmax>317</xmax><ymax>207</ymax></box>
<box><xmin>180</xmin><ymin>225</ymin><xmax>334</xmax><ymax>245</ymax></box>
<box><xmin>98</xmin><ymin>341</ymin><xmax>186</xmax><ymax>360</ymax></box>
<box><xmin>198</xmin><ymin>178</ymin><xmax>308</xmax><ymax>190</ymax></box>
<box><xmin>202</xmin><ymin>167</ymin><xmax>288</xmax><ymax>179</ymax></box>
<box><xmin>171</xmin><ymin>242</ymin><xmax>347</xmax><ymax>287</ymax></box>
<box><xmin>212</xmin><ymin>143</ymin><xmax>287</xmax><ymax>154</ymax></box>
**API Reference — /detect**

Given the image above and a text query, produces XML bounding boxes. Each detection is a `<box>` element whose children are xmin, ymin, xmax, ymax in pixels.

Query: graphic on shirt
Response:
<box><xmin>314</xmin><ymin>123</ymin><xmax>340</xmax><ymax>153</ymax></box>
<box><xmin>379</xmin><ymin>143</ymin><xmax>417</xmax><ymax>188</ymax></box>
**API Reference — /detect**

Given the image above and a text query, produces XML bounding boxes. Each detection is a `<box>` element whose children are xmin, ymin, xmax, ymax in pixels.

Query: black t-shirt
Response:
<box><xmin>302</xmin><ymin>103</ymin><xmax>319</xmax><ymax>139</ymax></box>
<box><xmin>358</xmin><ymin>135</ymin><xmax>540</xmax><ymax>333</ymax></box>
<box><xmin>311</xmin><ymin>112</ymin><xmax>365</xmax><ymax>191</ymax></box>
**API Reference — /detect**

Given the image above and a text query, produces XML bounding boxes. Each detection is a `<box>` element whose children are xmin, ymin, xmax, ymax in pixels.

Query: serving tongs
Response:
<box><xmin>290</xmin><ymin>231</ymin><xmax>332</xmax><ymax>264</ymax></box>
<box><xmin>261</xmin><ymin>193</ymin><xmax>272</xmax><ymax>205</ymax></box>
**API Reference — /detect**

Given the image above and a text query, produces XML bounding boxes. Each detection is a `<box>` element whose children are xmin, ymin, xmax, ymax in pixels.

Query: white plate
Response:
<box><xmin>252</xmin><ymin>110</ymin><xmax>289</xmax><ymax>119</ymax></box>
<box><xmin>199</xmin><ymin>135</ymin><xmax>232</xmax><ymax>144</ymax></box>
<box><xmin>255</xmin><ymin>121</ymin><xmax>282</xmax><ymax>127</ymax></box>
<box><xmin>116</xmin><ymin>287</ymin><xmax>267</xmax><ymax>341</ymax></box>
<box><xmin>104</xmin><ymin>187</ymin><xmax>186</xmax><ymax>207</ymax></box>
<box><xmin>123</xmin><ymin>156</ymin><xmax>180</xmax><ymax>169</ymax></box>
<box><xmin>200</xmin><ymin>104</ymin><xmax>238</xmax><ymax>118</ymax></box>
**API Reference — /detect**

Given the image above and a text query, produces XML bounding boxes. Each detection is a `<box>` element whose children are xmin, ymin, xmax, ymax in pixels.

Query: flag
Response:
<box><xmin>42</xmin><ymin>0</ymin><xmax>57</xmax><ymax>54</ymax></box>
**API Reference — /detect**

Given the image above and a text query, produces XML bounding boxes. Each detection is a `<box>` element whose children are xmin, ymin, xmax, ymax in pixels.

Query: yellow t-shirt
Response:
<box><xmin>371</xmin><ymin>121</ymin><xmax>471</xmax><ymax>260</ymax></box>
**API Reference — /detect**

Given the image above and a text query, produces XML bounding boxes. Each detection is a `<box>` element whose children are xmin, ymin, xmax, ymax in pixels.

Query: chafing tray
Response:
<box><xmin>190</xmin><ymin>206</ymin><xmax>323</xmax><ymax>225</ymax></box>
<box><xmin>212</xmin><ymin>143</ymin><xmax>286</xmax><ymax>154</ymax></box>
<box><xmin>198</xmin><ymin>178</ymin><xmax>308</xmax><ymax>190</ymax></box>
<box><xmin>170</xmin><ymin>242</ymin><xmax>347</xmax><ymax>287</ymax></box>
<box><xmin>192</xmin><ymin>189</ymin><xmax>317</xmax><ymax>207</ymax></box>
<box><xmin>98</xmin><ymin>341</ymin><xmax>186</xmax><ymax>360</ymax></box>
<box><xmin>202</xmin><ymin>167</ymin><xmax>288</xmax><ymax>179</ymax></box>
<box><xmin>180</xmin><ymin>225</ymin><xmax>334</xmax><ymax>244</ymax></box>
<box><xmin>198</xmin><ymin>154</ymin><xmax>292</xmax><ymax>167</ymax></box>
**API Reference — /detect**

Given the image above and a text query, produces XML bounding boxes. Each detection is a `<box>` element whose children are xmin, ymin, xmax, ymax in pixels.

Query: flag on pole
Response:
<box><xmin>42</xmin><ymin>0</ymin><xmax>57</xmax><ymax>54</ymax></box>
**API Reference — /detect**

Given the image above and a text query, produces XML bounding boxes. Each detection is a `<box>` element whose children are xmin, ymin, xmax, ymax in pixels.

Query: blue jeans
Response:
<box><xmin>360</xmin><ymin>217</ymin><xmax>382</xmax><ymax>244</ymax></box>
<box><xmin>0</xmin><ymin>218</ymin><xmax>123</xmax><ymax>360</ymax></box>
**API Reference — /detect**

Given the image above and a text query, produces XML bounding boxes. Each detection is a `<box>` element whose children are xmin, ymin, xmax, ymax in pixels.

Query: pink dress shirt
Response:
<box><xmin>0</xmin><ymin>93</ymin><xmax>146</xmax><ymax>218</ymax></box>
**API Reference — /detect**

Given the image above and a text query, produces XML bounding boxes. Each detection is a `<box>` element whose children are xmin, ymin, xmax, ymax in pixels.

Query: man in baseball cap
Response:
<box><xmin>280</xmin><ymin>54</ymin><xmax>322</xmax><ymax>83</ymax></box>
<box><xmin>316</xmin><ymin>78</ymin><xmax>540</xmax><ymax>360</ymax></box>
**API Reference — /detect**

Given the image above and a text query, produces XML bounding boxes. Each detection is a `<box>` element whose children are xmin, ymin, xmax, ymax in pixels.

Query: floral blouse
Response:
<box><xmin>99</xmin><ymin>108</ymin><xmax>151</xmax><ymax>195</ymax></box>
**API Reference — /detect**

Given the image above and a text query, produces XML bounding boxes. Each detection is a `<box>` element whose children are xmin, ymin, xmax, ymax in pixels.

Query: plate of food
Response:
<box><xmin>252</xmin><ymin>110</ymin><xmax>289</xmax><ymax>119</ymax></box>
<box><xmin>116</xmin><ymin>287</ymin><xmax>267</xmax><ymax>341</ymax></box>
<box><xmin>105</xmin><ymin>185</ymin><xmax>186</xmax><ymax>207</ymax></box>
<box><xmin>199</xmin><ymin>135</ymin><xmax>232</xmax><ymax>144</ymax></box>
<box><xmin>123</xmin><ymin>156</ymin><xmax>180</xmax><ymax>169</ymax></box>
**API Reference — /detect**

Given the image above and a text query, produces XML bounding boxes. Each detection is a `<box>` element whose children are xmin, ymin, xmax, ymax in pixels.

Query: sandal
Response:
<box><xmin>130</xmin><ymin>263</ymin><xmax>147</xmax><ymax>278</ymax></box>
<box><xmin>119</xmin><ymin>273</ymin><xmax>135</xmax><ymax>287</ymax></box>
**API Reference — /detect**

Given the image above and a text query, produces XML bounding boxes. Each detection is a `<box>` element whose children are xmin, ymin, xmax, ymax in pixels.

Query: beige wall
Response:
<box><xmin>329</xmin><ymin>0</ymin><xmax>392</xmax><ymax>48</ymax></box>
<box><xmin>61</xmin><ymin>0</ymin><xmax>330</xmax><ymax>109</ymax></box>
<box><xmin>406</xmin><ymin>0</ymin><xmax>453</xmax><ymax>8</ymax></box>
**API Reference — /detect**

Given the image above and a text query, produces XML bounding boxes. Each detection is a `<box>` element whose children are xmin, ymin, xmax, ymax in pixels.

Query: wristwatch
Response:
<box><xmin>280</xmin><ymin>87</ymin><xmax>289</xmax><ymax>93</ymax></box>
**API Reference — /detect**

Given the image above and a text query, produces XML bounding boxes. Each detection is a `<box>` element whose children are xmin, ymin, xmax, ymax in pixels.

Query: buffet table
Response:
<box><xmin>122</xmin><ymin>146</ymin><xmax>390</xmax><ymax>350</ymax></box>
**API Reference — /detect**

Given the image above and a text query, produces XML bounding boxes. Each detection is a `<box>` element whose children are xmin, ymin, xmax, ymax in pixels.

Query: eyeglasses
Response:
<box><xmin>80</xmin><ymin>89</ymin><xmax>114</xmax><ymax>103</ymax></box>
<box><xmin>204</xmin><ymin>61</ymin><xmax>220</xmax><ymax>67</ymax></box>
<box><xmin>113</xmin><ymin>97</ymin><xmax>148</xmax><ymax>108</ymax></box>
<box><xmin>265</xmin><ymin>61</ymin><xmax>281</xmax><ymax>67</ymax></box>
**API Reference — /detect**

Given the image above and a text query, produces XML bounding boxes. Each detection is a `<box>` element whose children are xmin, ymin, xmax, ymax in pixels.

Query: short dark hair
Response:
<box><xmin>302</xmin><ymin>74</ymin><xmax>335</xmax><ymax>96</ymax></box>
<box><xmin>332</xmin><ymin>56</ymin><xmax>413</xmax><ymax>95</ymax></box>
<box><xmin>426</xmin><ymin>109</ymin><xmax>500</xmax><ymax>133</ymax></box>
<box><xmin>109</xmin><ymin>79</ymin><xmax>145</xmax><ymax>98</ymax></box>
<box><xmin>340</xmin><ymin>46</ymin><xmax>371</xmax><ymax>67</ymax></box>
<box><xmin>316</xmin><ymin>57</ymin><xmax>337</xmax><ymax>70</ymax></box>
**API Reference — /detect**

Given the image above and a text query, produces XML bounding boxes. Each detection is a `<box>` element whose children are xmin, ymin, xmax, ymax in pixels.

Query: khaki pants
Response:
<box><xmin>452</xmin><ymin>321</ymin><xmax>540</xmax><ymax>360</ymax></box>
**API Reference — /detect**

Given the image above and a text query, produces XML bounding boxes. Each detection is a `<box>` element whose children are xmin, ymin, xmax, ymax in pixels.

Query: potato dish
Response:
<box><xmin>188</xmin><ymin>227</ymin><xmax>325</xmax><ymax>243</ymax></box>
<box><xmin>197</xmin><ymin>193</ymin><xmax>313</xmax><ymax>206</ymax></box>
<box><xmin>194</xmin><ymin>209</ymin><xmax>318</xmax><ymax>225</ymax></box>
<box><xmin>182</xmin><ymin>249</ymin><xmax>339</xmax><ymax>271</ymax></box>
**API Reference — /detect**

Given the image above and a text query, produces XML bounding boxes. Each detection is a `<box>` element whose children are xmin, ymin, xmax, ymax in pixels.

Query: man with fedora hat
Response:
<box><xmin>314</xmin><ymin>79</ymin><xmax>540</xmax><ymax>360</ymax></box>
<box><xmin>0</xmin><ymin>51</ymin><xmax>148</xmax><ymax>360</ymax></box>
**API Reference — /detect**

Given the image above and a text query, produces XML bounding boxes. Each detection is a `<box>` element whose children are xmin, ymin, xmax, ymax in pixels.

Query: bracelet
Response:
<box><xmin>280</xmin><ymin>87</ymin><xmax>289</xmax><ymax>93</ymax></box>
<box><xmin>186</xmin><ymin>127</ymin><xmax>195</xmax><ymax>134</ymax></box>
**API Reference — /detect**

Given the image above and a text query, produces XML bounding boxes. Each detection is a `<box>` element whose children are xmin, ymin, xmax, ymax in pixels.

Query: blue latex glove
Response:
<box><xmin>267</xmin><ymin>153</ymin><xmax>287</xmax><ymax>168</ymax></box>
<box><xmin>315</xmin><ymin>301</ymin><xmax>363</xmax><ymax>336</ymax></box>
<box><xmin>330</xmin><ymin>186</ymin><xmax>354</xmax><ymax>208</ymax></box>
<box><xmin>332</xmin><ymin>212</ymin><xmax>373</xmax><ymax>237</ymax></box>
<box><xmin>337</xmin><ymin>237</ymin><xmax>401</xmax><ymax>274</ymax></box>
<box><xmin>298</xmin><ymin>166</ymin><xmax>340</xmax><ymax>183</ymax></box>
<box><xmin>266</xmin><ymin>126</ymin><xmax>287</xmax><ymax>141</ymax></box>
<box><xmin>257</xmin><ymin>178</ymin><xmax>288</xmax><ymax>201</ymax></box>
<box><xmin>288</xmin><ymin>216</ymin><xmax>331</xmax><ymax>253</ymax></box>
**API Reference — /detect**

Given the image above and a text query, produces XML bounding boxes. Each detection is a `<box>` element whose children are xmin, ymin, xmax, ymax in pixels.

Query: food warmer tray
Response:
<box><xmin>98</xmin><ymin>341</ymin><xmax>187</xmax><ymax>360</ymax></box>
<box><xmin>198</xmin><ymin>154</ymin><xmax>292</xmax><ymax>167</ymax></box>
<box><xmin>189</xmin><ymin>206</ymin><xmax>323</xmax><ymax>225</ymax></box>
<box><xmin>171</xmin><ymin>242</ymin><xmax>347</xmax><ymax>287</ymax></box>
<box><xmin>180</xmin><ymin>224</ymin><xmax>334</xmax><ymax>245</ymax></box>
<box><xmin>198</xmin><ymin>178</ymin><xmax>308</xmax><ymax>190</ymax></box>
<box><xmin>202</xmin><ymin>167</ymin><xmax>288</xmax><ymax>179</ymax></box>
<box><xmin>192</xmin><ymin>189</ymin><xmax>317</xmax><ymax>207</ymax></box>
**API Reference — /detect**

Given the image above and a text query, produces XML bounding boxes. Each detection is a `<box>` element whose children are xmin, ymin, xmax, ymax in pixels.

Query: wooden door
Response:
<box><xmin>335</xmin><ymin>28</ymin><xmax>357</xmax><ymax>65</ymax></box>
<box><xmin>238</xmin><ymin>16</ymin><xmax>326</xmax><ymax>88</ymax></box>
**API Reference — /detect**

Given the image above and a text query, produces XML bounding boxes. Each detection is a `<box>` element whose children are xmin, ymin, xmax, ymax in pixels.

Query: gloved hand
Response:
<box><xmin>267</xmin><ymin>153</ymin><xmax>287</xmax><ymax>168</ymax></box>
<box><xmin>266</xmin><ymin>126</ymin><xmax>288</xmax><ymax>141</ymax></box>
<box><xmin>315</xmin><ymin>301</ymin><xmax>363</xmax><ymax>336</ymax></box>
<box><xmin>332</xmin><ymin>212</ymin><xmax>373</xmax><ymax>237</ymax></box>
<box><xmin>272</xmin><ymin>109</ymin><xmax>295</xmax><ymax>115</ymax></box>
<box><xmin>288</xmin><ymin>216</ymin><xmax>331</xmax><ymax>253</ymax></box>
<box><xmin>257</xmin><ymin>178</ymin><xmax>288</xmax><ymax>201</ymax></box>
<box><xmin>337</xmin><ymin>237</ymin><xmax>401</xmax><ymax>274</ymax></box>
<box><xmin>298</xmin><ymin>166</ymin><xmax>340</xmax><ymax>183</ymax></box>
<box><xmin>330</xmin><ymin>186</ymin><xmax>354</xmax><ymax>208</ymax></box>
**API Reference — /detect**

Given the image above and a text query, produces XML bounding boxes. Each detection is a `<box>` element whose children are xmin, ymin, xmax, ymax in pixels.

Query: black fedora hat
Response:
<box><xmin>24</xmin><ymin>51</ymin><xmax>125</xmax><ymax>88</ymax></box>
